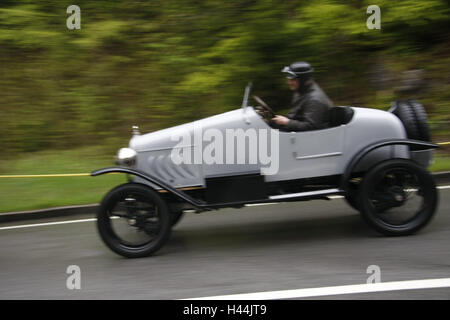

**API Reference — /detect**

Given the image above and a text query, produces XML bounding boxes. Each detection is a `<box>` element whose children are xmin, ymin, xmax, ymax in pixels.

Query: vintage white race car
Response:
<box><xmin>92</xmin><ymin>84</ymin><xmax>439</xmax><ymax>258</ymax></box>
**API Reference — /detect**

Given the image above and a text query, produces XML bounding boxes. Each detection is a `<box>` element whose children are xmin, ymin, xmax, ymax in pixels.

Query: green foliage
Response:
<box><xmin>0</xmin><ymin>0</ymin><xmax>449</xmax><ymax>157</ymax></box>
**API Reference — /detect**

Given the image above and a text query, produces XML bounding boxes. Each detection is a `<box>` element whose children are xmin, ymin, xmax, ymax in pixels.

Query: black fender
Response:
<box><xmin>340</xmin><ymin>139</ymin><xmax>438</xmax><ymax>192</ymax></box>
<box><xmin>91</xmin><ymin>167</ymin><xmax>208</xmax><ymax>210</ymax></box>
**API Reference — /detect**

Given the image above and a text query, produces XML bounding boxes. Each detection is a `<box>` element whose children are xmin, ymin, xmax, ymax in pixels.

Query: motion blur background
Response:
<box><xmin>0</xmin><ymin>0</ymin><xmax>449</xmax><ymax>212</ymax></box>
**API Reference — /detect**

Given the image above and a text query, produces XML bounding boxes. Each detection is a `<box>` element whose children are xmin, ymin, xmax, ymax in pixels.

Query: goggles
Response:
<box><xmin>281</xmin><ymin>66</ymin><xmax>298</xmax><ymax>79</ymax></box>
<box><xmin>281</xmin><ymin>65</ymin><xmax>314</xmax><ymax>79</ymax></box>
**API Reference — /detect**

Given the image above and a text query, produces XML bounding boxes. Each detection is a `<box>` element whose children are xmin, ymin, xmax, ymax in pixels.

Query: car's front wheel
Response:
<box><xmin>97</xmin><ymin>183</ymin><xmax>172</xmax><ymax>258</ymax></box>
<box><xmin>170</xmin><ymin>211</ymin><xmax>184</xmax><ymax>227</ymax></box>
<box><xmin>358</xmin><ymin>159</ymin><xmax>438</xmax><ymax>236</ymax></box>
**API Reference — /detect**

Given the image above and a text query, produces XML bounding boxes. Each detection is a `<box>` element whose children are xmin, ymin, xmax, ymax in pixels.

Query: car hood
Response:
<box><xmin>129</xmin><ymin>107</ymin><xmax>262</xmax><ymax>152</ymax></box>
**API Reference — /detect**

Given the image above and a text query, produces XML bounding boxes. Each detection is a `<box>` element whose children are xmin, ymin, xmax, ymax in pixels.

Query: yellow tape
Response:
<box><xmin>0</xmin><ymin>173</ymin><xmax>90</xmax><ymax>178</ymax></box>
<box><xmin>0</xmin><ymin>173</ymin><xmax>120</xmax><ymax>178</ymax></box>
<box><xmin>437</xmin><ymin>142</ymin><xmax>450</xmax><ymax>146</ymax></box>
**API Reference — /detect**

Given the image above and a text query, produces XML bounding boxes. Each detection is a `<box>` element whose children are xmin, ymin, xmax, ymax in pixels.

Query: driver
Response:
<box><xmin>271</xmin><ymin>61</ymin><xmax>333</xmax><ymax>131</ymax></box>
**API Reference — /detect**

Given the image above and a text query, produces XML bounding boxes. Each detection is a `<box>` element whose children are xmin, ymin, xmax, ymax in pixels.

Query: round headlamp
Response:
<box><xmin>115</xmin><ymin>148</ymin><xmax>137</xmax><ymax>167</ymax></box>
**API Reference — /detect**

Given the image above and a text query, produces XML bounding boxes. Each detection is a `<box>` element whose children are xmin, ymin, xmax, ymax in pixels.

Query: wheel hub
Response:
<box><xmin>389</xmin><ymin>186</ymin><xmax>406</xmax><ymax>204</ymax></box>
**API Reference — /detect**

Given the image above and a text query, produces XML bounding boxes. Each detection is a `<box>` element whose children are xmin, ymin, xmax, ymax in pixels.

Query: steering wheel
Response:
<box><xmin>252</xmin><ymin>95</ymin><xmax>275</xmax><ymax>121</ymax></box>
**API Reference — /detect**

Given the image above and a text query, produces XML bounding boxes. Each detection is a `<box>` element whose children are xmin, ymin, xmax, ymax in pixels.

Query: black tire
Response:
<box><xmin>391</xmin><ymin>100</ymin><xmax>430</xmax><ymax>141</ymax></box>
<box><xmin>408</xmin><ymin>100</ymin><xmax>431</xmax><ymax>141</ymax></box>
<box><xmin>345</xmin><ymin>180</ymin><xmax>360</xmax><ymax>211</ymax></box>
<box><xmin>97</xmin><ymin>183</ymin><xmax>172</xmax><ymax>258</ymax></box>
<box><xmin>358</xmin><ymin>159</ymin><xmax>438</xmax><ymax>236</ymax></box>
<box><xmin>393</xmin><ymin>101</ymin><xmax>421</xmax><ymax>140</ymax></box>
<box><xmin>170</xmin><ymin>211</ymin><xmax>184</xmax><ymax>227</ymax></box>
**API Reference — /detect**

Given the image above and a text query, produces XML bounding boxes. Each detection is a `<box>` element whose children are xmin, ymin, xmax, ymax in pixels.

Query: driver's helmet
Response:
<box><xmin>281</xmin><ymin>61</ymin><xmax>314</xmax><ymax>80</ymax></box>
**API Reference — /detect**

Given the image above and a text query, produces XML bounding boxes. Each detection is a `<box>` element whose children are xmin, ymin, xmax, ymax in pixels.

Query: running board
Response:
<box><xmin>269</xmin><ymin>188</ymin><xmax>343</xmax><ymax>200</ymax></box>
<box><xmin>205</xmin><ymin>188</ymin><xmax>344</xmax><ymax>209</ymax></box>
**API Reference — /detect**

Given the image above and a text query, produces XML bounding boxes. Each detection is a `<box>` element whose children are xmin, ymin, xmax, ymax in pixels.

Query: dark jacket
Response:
<box><xmin>282</xmin><ymin>81</ymin><xmax>333</xmax><ymax>132</ymax></box>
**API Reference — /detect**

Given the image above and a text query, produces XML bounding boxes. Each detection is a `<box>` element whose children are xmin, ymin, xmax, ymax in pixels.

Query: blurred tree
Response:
<box><xmin>0</xmin><ymin>0</ymin><xmax>448</xmax><ymax>157</ymax></box>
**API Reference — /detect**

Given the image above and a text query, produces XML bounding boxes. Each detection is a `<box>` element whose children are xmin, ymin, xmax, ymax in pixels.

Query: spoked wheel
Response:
<box><xmin>97</xmin><ymin>183</ymin><xmax>172</xmax><ymax>258</ymax></box>
<box><xmin>358</xmin><ymin>159</ymin><xmax>438</xmax><ymax>236</ymax></box>
<box><xmin>170</xmin><ymin>211</ymin><xmax>184</xmax><ymax>227</ymax></box>
<box><xmin>345</xmin><ymin>179</ymin><xmax>361</xmax><ymax>211</ymax></box>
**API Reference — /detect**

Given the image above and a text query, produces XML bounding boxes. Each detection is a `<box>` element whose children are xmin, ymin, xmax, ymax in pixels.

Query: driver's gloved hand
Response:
<box><xmin>268</xmin><ymin>119</ymin><xmax>282</xmax><ymax>129</ymax></box>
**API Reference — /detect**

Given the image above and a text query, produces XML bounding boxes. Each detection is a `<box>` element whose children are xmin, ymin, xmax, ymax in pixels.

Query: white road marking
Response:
<box><xmin>0</xmin><ymin>218</ymin><xmax>97</xmax><ymax>230</ymax></box>
<box><xmin>184</xmin><ymin>278</ymin><xmax>450</xmax><ymax>300</ymax></box>
<box><xmin>1</xmin><ymin>185</ymin><xmax>449</xmax><ymax>231</ymax></box>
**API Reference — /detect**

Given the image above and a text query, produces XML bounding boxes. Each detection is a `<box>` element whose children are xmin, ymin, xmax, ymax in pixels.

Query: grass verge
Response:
<box><xmin>429</xmin><ymin>155</ymin><xmax>450</xmax><ymax>173</ymax></box>
<box><xmin>0</xmin><ymin>146</ymin><xmax>125</xmax><ymax>213</ymax></box>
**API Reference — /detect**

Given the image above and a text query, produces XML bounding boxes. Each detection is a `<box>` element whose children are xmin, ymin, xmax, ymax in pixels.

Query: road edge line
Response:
<box><xmin>183</xmin><ymin>277</ymin><xmax>450</xmax><ymax>300</ymax></box>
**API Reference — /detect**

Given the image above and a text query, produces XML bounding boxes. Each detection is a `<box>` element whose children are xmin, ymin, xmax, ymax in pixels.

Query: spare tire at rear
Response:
<box><xmin>408</xmin><ymin>100</ymin><xmax>431</xmax><ymax>141</ymax></box>
<box><xmin>390</xmin><ymin>100</ymin><xmax>431</xmax><ymax>142</ymax></box>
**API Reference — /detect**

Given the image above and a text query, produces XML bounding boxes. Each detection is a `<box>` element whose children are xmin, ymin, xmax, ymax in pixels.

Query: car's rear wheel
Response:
<box><xmin>97</xmin><ymin>183</ymin><xmax>172</xmax><ymax>258</ymax></box>
<box><xmin>345</xmin><ymin>179</ymin><xmax>361</xmax><ymax>211</ymax></box>
<box><xmin>358</xmin><ymin>159</ymin><xmax>438</xmax><ymax>236</ymax></box>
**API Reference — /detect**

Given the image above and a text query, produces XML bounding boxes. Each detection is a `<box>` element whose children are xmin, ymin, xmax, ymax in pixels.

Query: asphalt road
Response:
<box><xmin>0</xmin><ymin>188</ymin><xmax>449</xmax><ymax>300</ymax></box>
